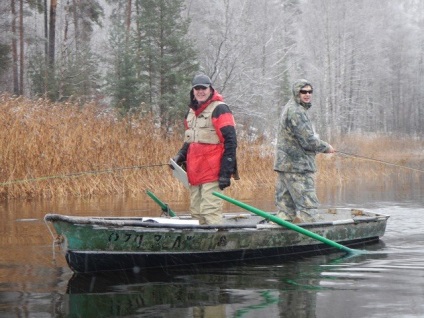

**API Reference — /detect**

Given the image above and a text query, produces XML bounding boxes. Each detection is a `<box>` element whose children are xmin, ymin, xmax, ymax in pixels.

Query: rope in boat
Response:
<box><xmin>336</xmin><ymin>151</ymin><xmax>424</xmax><ymax>173</ymax></box>
<box><xmin>0</xmin><ymin>163</ymin><xmax>169</xmax><ymax>186</ymax></box>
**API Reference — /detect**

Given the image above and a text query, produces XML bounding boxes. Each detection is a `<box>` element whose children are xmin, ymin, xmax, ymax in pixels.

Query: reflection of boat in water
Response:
<box><xmin>66</xmin><ymin>240</ymin><xmax>388</xmax><ymax>294</ymax></box>
<box><xmin>64</xmin><ymin>244</ymin><xmax>388</xmax><ymax>318</ymax></box>
<box><xmin>44</xmin><ymin>207</ymin><xmax>389</xmax><ymax>274</ymax></box>
<box><xmin>65</xmin><ymin>265</ymin><xmax>285</xmax><ymax>317</ymax></box>
<box><xmin>65</xmin><ymin>270</ymin><xmax>228</xmax><ymax>317</ymax></box>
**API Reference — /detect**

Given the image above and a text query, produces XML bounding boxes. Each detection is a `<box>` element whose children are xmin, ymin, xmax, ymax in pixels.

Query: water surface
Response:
<box><xmin>1</xmin><ymin>177</ymin><xmax>423</xmax><ymax>317</ymax></box>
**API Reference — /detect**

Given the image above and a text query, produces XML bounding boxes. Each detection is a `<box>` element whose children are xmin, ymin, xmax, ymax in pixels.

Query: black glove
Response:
<box><xmin>169</xmin><ymin>153</ymin><xmax>185</xmax><ymax>170</ymax></box>
<box><xmin>218</xmin><ymin>177</ymin><xmax>231</xmax><ymax>190</ymax></box>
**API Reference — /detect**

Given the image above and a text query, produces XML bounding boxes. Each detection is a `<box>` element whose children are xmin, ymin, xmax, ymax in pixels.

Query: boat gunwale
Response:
<box><xmin>44</xmin><ymin>212</ymin><xmax>389</xmax><ymax>231</ymax></box>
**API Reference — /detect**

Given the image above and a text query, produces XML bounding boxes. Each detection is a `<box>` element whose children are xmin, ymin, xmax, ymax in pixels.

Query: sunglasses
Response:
<box><xmin>193</xmin><ymin>86</ymin><xmax>209</xmax><ymax>90</ymax></box>
<box><xmin>299</xmin><ymin>90</ymin><xmax>313</xmax><ymax>94</ymax></box>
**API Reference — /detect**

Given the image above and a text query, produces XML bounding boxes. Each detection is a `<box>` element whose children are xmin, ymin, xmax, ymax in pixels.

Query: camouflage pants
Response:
<box><xmin>275</xmin><ymin>172</ymin><xmax>321</xmax><ymax>222</ymax></box>
<box><xmin>189</xmin><ymin>181</ymin><xmax>223</xmax><ymax>225</ymax></box>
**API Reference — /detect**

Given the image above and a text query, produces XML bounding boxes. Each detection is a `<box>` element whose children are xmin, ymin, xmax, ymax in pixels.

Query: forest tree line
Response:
<box><xmin>1</xmin><ymin>0</ymin><xmax>423</xmax><ymax>140</ymax></box>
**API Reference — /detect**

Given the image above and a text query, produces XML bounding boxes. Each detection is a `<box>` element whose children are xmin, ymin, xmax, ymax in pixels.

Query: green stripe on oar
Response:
<box><xmin>146</xmin><ymin>190</ymin><xmax>177</xmax><ymax>217</ymax></box>
<box><xmin>213</xmin><ymin>191</ymin><xmax>362</xmax><ymax>255</ymax></box>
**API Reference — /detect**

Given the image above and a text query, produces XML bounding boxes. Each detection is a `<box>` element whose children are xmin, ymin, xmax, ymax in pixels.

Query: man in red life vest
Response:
<box><xmin>171</xmin><ymin>74</ymin><xmax>238</xmax><ymax>225</ymax></box>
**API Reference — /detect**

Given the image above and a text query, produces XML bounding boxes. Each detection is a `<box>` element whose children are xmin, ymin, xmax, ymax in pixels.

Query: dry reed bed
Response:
<box><xmin>0</xmin><ymin>94</ymin><xmax>422</xmax><ymax>200</ymax></box>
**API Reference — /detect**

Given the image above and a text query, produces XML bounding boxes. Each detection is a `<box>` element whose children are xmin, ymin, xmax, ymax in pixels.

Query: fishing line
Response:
<box><xmin>0</xmin><ymin>163</ymin><xmax>169</xmax><ymax>187</ymax></box>
<box><xmin>336</xmin><ymin>151</ymin><xmax>424</xmax><ymax>173</ymax></box>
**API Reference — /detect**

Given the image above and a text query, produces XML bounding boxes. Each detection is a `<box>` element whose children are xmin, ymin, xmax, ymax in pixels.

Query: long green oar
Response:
<box><xmin>146</xmin><ymin>190</ymin><xmax>177</xmax><ymax>217</ymax></box>
<box><xmin>213</xmin><ymin>191</ymin><xmax>361</xmax><ymax>255</ymax></box>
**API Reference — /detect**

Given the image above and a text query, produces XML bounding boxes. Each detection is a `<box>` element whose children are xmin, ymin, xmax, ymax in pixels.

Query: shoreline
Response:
<box><xmin>1</xmin><ymin>94</ymin><xmax>423</xmax><ymax>200</ymax></box>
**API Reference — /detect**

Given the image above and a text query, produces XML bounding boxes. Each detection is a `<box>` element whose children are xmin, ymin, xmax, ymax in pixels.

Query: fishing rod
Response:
<box><xmin>336</xmin><ymin>151</ymin><xmax>424</xmax><ymax>173</ymax></box>
<box><xmin>0</xmin><ymin>163</ymin><xmax>169</xmax><ymax>187</ymax></box>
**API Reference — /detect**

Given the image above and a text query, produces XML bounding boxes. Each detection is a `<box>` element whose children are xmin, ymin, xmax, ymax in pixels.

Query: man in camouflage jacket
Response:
<box><xmin>274</xmin><ymin>79</ymin><xmax>335</xmax><ymax>222</ymax></box>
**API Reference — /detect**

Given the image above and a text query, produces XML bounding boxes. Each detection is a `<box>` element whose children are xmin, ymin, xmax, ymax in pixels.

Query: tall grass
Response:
<box><xmin>0</xmin><ymin>94</ymin><xmax>423</xmax><ymax>200</ymax></box>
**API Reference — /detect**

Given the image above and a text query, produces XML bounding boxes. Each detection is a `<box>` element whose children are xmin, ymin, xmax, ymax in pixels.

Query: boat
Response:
<box><xmin>44</xmin><ymin>196</ymin><xmax>389</xmax><ymax>273</ymax></box>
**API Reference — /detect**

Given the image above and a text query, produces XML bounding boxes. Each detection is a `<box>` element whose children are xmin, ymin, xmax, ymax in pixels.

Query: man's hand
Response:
<box><xmin>169</xmin><ymin>153</ymin><xmax>185</xmax><ymax>170</ymax></box>
<box><xmin>218</xmin><ymin>177</ymin><xmax>231</xmax><ymax>190</ymax></box>
<box><xmin>325</xmin><ymin>145</ymin><xmax>336</xmax><ymax>153</ymax></box>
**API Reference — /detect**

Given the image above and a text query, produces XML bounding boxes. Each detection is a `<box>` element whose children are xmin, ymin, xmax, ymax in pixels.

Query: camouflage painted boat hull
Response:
<box><xmin>44</xmin><ymin>209</ymin><xmax>389</xmax><ymax>273</ymax></box>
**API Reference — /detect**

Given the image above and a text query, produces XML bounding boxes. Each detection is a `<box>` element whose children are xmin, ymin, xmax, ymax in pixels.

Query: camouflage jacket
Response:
<box><xmin>273</xmin><ymin>79</ymin><xmax>330</xmax><ymax>173</ymax></box>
